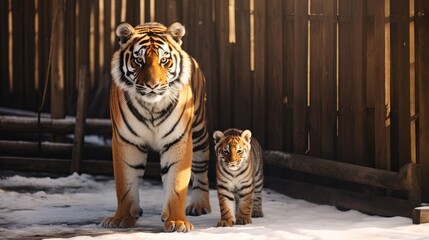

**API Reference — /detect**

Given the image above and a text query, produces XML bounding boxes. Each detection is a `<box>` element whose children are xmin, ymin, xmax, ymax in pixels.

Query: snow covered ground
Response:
<box><xmin>1</xmin><ymin>172</ymin><xmax>429</xmax><ymax>240</ymax></box>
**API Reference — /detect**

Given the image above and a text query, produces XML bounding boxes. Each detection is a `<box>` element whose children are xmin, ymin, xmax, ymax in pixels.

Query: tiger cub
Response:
<box><xmin>213</xmin><ymin>128</ymin><xmax>264</xmax><ymax>227</ymax></box>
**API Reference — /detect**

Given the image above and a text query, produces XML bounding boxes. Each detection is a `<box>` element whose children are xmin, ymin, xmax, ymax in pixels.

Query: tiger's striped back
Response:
<box><xmin>213</xmin><ymin>128</ymin><xmax>264</xmax><ymax>227</ymax></box>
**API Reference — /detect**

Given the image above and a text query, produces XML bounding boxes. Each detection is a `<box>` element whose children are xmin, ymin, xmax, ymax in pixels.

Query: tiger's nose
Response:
<box><xmin>145</xmin><ymin>82</ymin><xmax>159</xmax><ymax>89</ymax></box>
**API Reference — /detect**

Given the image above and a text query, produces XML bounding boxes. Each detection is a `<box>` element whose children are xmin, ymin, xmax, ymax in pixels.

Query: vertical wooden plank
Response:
<box><xmin>38</xmin><ymin>0</ymin><xmax>52</xmax><ymax>113</ymax></box>
<box><xmin>337</xmin><ymin>0</ymin><xmax>366</xmax><ymax>165</ymax></box>
<box><xmin>77</xmin><ymin>0</ymin><xmax>90</xmax><ymax>84</ymax></box>
<box><xmin>366</xmin><ymin>0</ymin><xmax>388</xmax><ymax>169</ymax></box>
<box><xmin>65</xmin><ymin>0</ymin><xmax>77</xmax><ymax>116</ymax></box>
<box><xmin>252</xmin><ymin>0</ymin><xmax>266</xmax><ymax>146</ymax></box>
<box><xmin>71</xmin><ymin>67</ymin><xmax>88</xmax><ymax>173</ymax></box>
<box><xmin>234</xmin><ymin>0</ymin><xmax>251</xmax><ymax>130</ymax></box>
<box><xmin>155</xmin><ymin>0</ymin><xmax>166</xmax><ymax>23</ymax></box>
<box><xmin>308</xmin><ymin>0</ymin><xmax>336</xmax><ymax>159</ymax></box>
<box><xmin>151</xmin><ymin>0</ymin><xmax>175</xmax><ymax>25</ymax></box>
<box><xmin>144</xmin><ymin>0</ymin><xmax>151</xmax><ymax>22</ymax></box>
<box><xmin>416</xmin><ymin>0</ymin><xmax>429</xmax><ymax>201</ymax></box>
<box><xmin>103</xmin><ymin>0</ymin><xmax>112</xmax><ymax>73</ymax></box>
<box><xmin>265</xmin><ymin>0</ymin><xmax>284</xmax><ymax>151</ymax></box>
<box><xmin>23</xmin><ymin>0</ymin><xmax>36</xmax><ymax>111</ymax></box>
<box><xmin>12</xmin><ymin>0</ymin><xmax>25</xmax><ymax>109</ymax></box>
<box><xmin>390</xmin><ymin>0</ymin><xmax>411</xmax><ymax>170</ymax></box>
<box><xmin>214</xmin><ymin>0</ymin><xmax>233</xmax><ymax>131</ymax></box>
<box><xmin>293</xmin><ymin>0</ymin><xmax>308</xmax><ymax>153</ymax></box>
<box><xmin>125</xmin><ymin>0</ymin><xmax>134</xmax><ymax>24</ymax></box>
<box><xmin>51</xmin><ymin>0</ymin><xmax>65</xmax><ymax>122</ymax></box>
<box><xmin>92</xmin><ymin>0</ymin><xmax>100</xmax><ymax>88</ymax></box>
<box><xmin>165</xmin><ymin>0</ymin><xmax>178</xmax><ymax>24</ymax></box>
<box><xmin>114</xmin><ymin>0</ymin><xmax>122</xmax><ymax>25</ymax></box>
<box><xmin>283</xmin><ymin>0</ymin><xmax>294</xmax><ymax>151</ymax></box>
<box><xmin>0</xmin><ymin>0</ymin><xmax>10</xmax><ymax>107</ymax></box>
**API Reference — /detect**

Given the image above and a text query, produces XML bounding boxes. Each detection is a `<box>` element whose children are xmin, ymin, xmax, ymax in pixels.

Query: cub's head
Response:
<box><xmin>111</xmin><ymin>22</ymin><xmax>191</xmax><ymax>103</ymax></box>
<box><xmin>213</xmin><ymin>129</ymin><xmax>252</xmax><ymax>171</ymax></box>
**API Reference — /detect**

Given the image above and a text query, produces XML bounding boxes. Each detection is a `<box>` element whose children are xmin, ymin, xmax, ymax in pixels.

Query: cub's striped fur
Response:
<box><xmin>101</xmin><ymin>22</ymin><xmax>211</xmax><ymax>232</ymax></box>
<box><xmin>213</xmin><ymin>128</ymin><xmax>264</xmax><ymax>227</ymax></box>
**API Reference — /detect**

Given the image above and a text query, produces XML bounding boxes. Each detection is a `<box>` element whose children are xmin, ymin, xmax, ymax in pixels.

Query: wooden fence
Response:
<box><xmin>0</xmin><ymin>0</ymin><xmax>428</xmax><ymax>202</ymax></box>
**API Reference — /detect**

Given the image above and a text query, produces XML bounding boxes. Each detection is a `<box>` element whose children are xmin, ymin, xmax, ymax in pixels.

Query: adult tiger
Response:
<box><xmin>101</xmin><ymin>22</ymin><xmax>211</xmax><ymax>232</ymax></box>
<box><xmin>213</xmin><ymin>128</ymin><xmax>264</xmax><ymax>227</ymax></box>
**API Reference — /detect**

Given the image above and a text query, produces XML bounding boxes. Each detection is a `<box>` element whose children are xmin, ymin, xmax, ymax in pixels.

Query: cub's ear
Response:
<box><xmin>213</xmin><ymin>131</ymin><xmax>224</xmax><ymax>144</ymax></box>
<box><xmin>167</xmin><ymin>22</ymin><xmax>186</xmax><ymax>45</ymax></box>
<box><xmin>241</xmin><ymin>130</ymin><xmax>252</xmax><ymax>143</ymax></box>
<box><xmin>116</xmin><ymin>22</ymin><xmax>135</xmax><ymax>48</ymax></box>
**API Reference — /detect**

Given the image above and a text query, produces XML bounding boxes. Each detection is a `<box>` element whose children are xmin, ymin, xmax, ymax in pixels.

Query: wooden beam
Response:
<box><xmin>0</xmin><ymin>140</ymin><xmax>111</xmax><ymax>160</ymax></box>
<box><xmin>0</xmin><ymin>156</ymin><xmax>160</xmax><ymax>179</ymax></box>
<box><xmin>265</xmin><ymin>176</ymin><xmax>412</xmax><ymax>218</ymax></box>
<box><xmin>0</xmin><ymin>116</ymin><xmax>111</xmax><ymax>135</ymax></box>
<box><xmin>264</xmin><ymin>151</ymin><xmax>406</xmax><ymax>190</ymax></box>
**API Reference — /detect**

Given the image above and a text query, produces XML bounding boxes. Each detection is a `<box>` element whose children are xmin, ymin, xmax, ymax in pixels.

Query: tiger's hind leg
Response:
<box><xmin>101</xmin><ymin>131</ymin><xmax>147</xmax><ymax>228</ymax></box>
<box><xmin>186</xmin><ymin>139</ymin><xmax>211</xmax><ymax>216</ymax></box>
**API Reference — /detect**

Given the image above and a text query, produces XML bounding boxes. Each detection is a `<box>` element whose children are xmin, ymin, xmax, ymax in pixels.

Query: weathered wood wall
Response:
<box><xmin>0</xmin><ymin>0</ymin><xmax>428</xmax><ymax>200</ymax></box>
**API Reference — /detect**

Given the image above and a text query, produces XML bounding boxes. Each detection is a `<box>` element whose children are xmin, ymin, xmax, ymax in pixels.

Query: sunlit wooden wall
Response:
<box><xmin>0</xmin><ymin>0</ymin><xmax>428</xmax><ymax>199</ymax></box>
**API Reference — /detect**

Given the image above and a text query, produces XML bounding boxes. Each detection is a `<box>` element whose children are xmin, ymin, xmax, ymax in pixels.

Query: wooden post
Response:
<box><xmin>51</xmin><ymin>0</ymin><xmax>65</xmax><ymax>142</ymax></box>
<box><xmin>413</xmin><ymin>208</ymin><xmax>429</xmax><ymax>224</ymax></box>
<box><xmin>71</xmin><ymin>67</ymin><xmax>88</xmax><ymax>174</ymax></box>
<box><xmin>397</xmin><ymin>163</ymin><xmax>421</xmax><ymax>209</ymax></box>
<box><xmin>416</xmin><ymin>0</ymin><xmax>429</xmax><ymax>202</ymax></box>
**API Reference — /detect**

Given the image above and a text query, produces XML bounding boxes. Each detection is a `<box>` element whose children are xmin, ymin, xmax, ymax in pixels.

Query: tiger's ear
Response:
<box><xmin>213</xmin><ymin>131</ymin><xmax>224</xmax><ymax>144</ymax></box>
<box><xmin>116</xmin><ymin>22</ymin><xmax>135</xmax><ymax>48</ymax></box>
<box><xmin>167</xmin><ymin>22</ymin><xmax>186</xmax><ymax>45</ymax></box>
<box><xmin>241</xmin><ymin>130</ymin><xmax>252</xmax><ymax>143</ymax></box>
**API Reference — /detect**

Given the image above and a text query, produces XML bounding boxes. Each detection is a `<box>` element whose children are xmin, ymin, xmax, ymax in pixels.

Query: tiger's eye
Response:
<box><xmin>135</xmin><ymin>57</ymin><xmax>143</xmax><ymax>64</ymax></box>
<box><xmin>160</xmin><ymin>56</ymin><xmax>169</xmax><ymax>65</ymax></box>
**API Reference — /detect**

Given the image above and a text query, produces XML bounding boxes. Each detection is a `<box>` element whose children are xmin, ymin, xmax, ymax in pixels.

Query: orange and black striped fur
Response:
<box><xmin>101</xmin><ymin>22</ymin><xmax>211</xmax><ymax>232</ymax></box>
<box><xmin>213</xmin><ymin>128</ymin><xmax>264</xmax><ymax>227</ymax></box>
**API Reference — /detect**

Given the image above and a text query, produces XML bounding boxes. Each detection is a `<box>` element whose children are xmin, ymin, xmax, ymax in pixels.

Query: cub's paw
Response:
<box><xmin>236</xmin><ymin>217</ymin><xmax>252</xmax><ymax>225</ymax></box>
<box><xmin>164</xmin><ymin>220</ymin><xmax>194</xmax><ymax>232</ymax></box>
<box><xmin>186</xmin><ymin>203</ymin><xmax>211</xmax><ymax>216</ymax></box>
<box><xmin>217</xmin><ymin>218</ymin><xmax>235</xmax><ymax>227</ymax></box>
<box><xmin>251</xmin><ymin>210</ymin><xmax>264</xmax><ymax>218</ymax></box>
<box><xmin>101</xmin><ymin>215</ymin><xmax>137</xmax><ymax>228</ymax></box>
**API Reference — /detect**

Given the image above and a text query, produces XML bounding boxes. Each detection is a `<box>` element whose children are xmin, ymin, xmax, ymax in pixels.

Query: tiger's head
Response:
<box><xmin>111</xmin><ymin>22</ymin><xmax>191</xmax><ymax>104</ymax></box>
<box><xmin>213</xmin><ymin>129</ymin><xmax>252</xmax><ymax>171</ymax></box>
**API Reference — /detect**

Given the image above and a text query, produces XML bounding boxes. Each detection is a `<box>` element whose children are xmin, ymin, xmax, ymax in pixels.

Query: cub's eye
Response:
<box><xmin>135</xmin><ymin>57</ymin><xmax>144</xmax><ymax>65</ymax></box>
<box><xmin>222</xmin><ymin>148</ymin><xmax>229</xmax><ymax>154</ymax></box>
<box><xmin>237</xmin><ymin>148</ymin><xmax>244</xmax><ymax>154</ymax></box>
<box><xmin>160</xmin><ymin>56</ymin><xmax>169</xmax><ymax>65</ymax></box>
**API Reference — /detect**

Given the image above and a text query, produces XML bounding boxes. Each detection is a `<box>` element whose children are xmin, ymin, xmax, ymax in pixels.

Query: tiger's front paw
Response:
<box><xmin>101</xmin><ymin>215</ymin><xmax>137</xmax><ymax>228</ymax></box>
<box><xmin>236</xmin><ymin>217</ymin><xmax>252</xmax><ymax>225</ymax></box>
<box><xmin>217</xmin><ymin>218</ymin><xmax>235</xmax><ymax>227</ymax></box>
<box><xmin>251</xmin><ymin>210</ymin><xmax>264</xmax><ymax>218</ymax></box>
<box><xmin>164</xmin><ymin>220</ymin><xmax>194</xmax><ymax>232</ymax></box>
<box><xmin>186</xmin><ymin>203</ymin><xmax>211</xmax><ymax>216</ymax></box>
